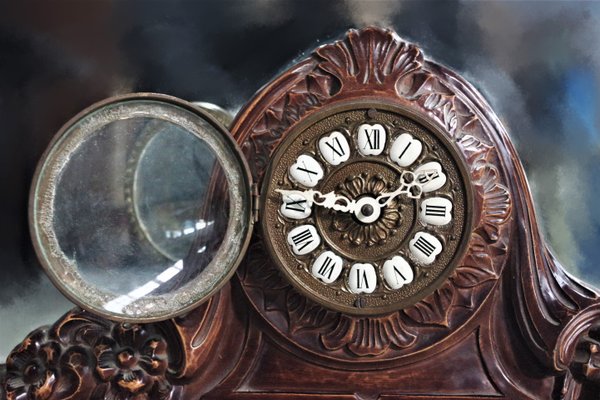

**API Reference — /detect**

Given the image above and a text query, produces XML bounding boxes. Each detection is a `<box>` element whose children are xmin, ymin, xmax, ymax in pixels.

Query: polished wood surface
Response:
<box><xmin>2</xmin><ymin>27</ymin><xmax>600</xmax><ymax>400</ymax></box>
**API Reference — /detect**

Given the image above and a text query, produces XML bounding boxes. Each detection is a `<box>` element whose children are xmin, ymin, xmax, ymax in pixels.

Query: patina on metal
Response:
<box><xmin>29</xmin><ymin>93</ymin><xmax>253</xmax><ymax>323</ymax></box>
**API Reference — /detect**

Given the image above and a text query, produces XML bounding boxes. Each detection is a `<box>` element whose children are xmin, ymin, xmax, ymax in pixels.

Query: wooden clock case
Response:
<box><xmin>2</xmin><ymin>27</ymin><xmax>600</xmax><ymax>400</ymax></box>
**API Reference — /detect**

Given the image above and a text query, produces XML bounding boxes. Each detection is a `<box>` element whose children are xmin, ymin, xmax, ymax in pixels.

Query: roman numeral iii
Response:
<box><xmin>419</xmin><ymin>197</ymin><xmax>453</xmax><ymax>226</ymax></box>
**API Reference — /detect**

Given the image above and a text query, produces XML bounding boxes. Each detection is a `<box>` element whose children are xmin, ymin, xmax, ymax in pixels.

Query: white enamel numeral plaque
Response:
<box><xmin>287</xmin><ymin>224</ymin><xmax>321</xmax><ymax>255</ymax></box>
<box><xmin>348</xmin><ymin>263</ymin><xmax>377</xmax><ymax>294</ymax></box>
<box><xmin>357</xmin><ymin>123</ymin><xmax>386</xmax><ymax>156</ymax></box>
<box><xmin>280</xmin><ymin>192</ymin><xmax>312</xmax><ymax>219</ymax></box>
<box><xmin>311</xmin><ymin>251</ymin><xmax>344</xmax><ymax>284</ymax></box>
<box><xmin>289</xmin><ymin>154</ymin><xmax>324</xmax><ymax>188</ymax></box>
<box><xmin>419</xmin><ymin>197</ymin><xmax>453</xmax><ymax>226</ymax></box>
<box><xmin>409</xmin><ymin>231</ymin><xmax>443</xmax><ymax>265</ymax></box>
<box><xmin>318</xmin><ymin>131</ymin><xmax>350</xmax><ymax>166</ymax></box>
<box><xmin>415</xmin><ymin>161</ymin><xmax>447</xmax><ymax>193</ymax></box>
<box><xmin>382</xmin><ymin>256</ymin><xmax>414</xmax><ymax>290</ymax></box>
<box><xmin>390</xmin><ymin>133</ymin><xmax>422</xmax><ymax>167</ymax></box>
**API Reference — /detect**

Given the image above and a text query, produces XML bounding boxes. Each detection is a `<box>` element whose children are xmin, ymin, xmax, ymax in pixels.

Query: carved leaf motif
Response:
<box><xmin>306</xmin><ymin>69</ymin><xmax>335</xmax><ymax>98</ymax></box>
<box><xmin>92</xmin><ymin>324</ymin><xmax>171</xmax><ymax>400</ymax></box>
<box><xmin>442</xmin><ymin>102</ymin><xmax>458</xmax><ymax>133</ymax></box>
<box><xmin>400</xmin><ymin>118</ymin><xmax>509</xmax><ymax>329</ymax></box>
<box><xmin>321</xmin><ymin>314</ymin><xmax>417</xmax><ymax>356</ymax></box>
<box><xmin>5</xmin><ymin>329</ymin><xmax>60</xmax><ymax>400</ymax></box>
<box><xmin>452</xmin><ymin>267</ymin><xmax>496</xmax><ymax>289</ymax></box>
<box><xmin>404</xmin><ymin>281</ymin><xmax>455</xmax><ymax>327</ymax></box>
<box><xmin>57</xmin><ymin>346</ymin><xmax>95</xmax><ymax>400</ymax></box>
<box><xmin>452</xmin><ymin>233</ymin><xmax>498</xmax><ymax>289</ymax></box>
<box><xmin>287</xmin><ymin>292</ymin><xmax>334</xmax><ymax>334</ymax></box>
<box><xmin>241</xmin><ymin>241</ymin><xmax>423</xmax><ymax>357</ymax></box>
<box><xmin>473</xmin><ymin>164</ymin><xmax>512</xmax><ymax>241</ymax></box>
<box><xmin>459</xmin><ymin>135</ymin><xmax>493</xmax><ymax>165</ymax></box>
<box><xmin>53</xmin><ymin>310</ymin><xmax>112</xmax><ymax>346</ymax></box>
<box><xmin>422</xmin><ymin>92</ymin><xmax>454</xmax><ymax>111</ymax></box>
<box><xmin>454</xmin><ymin>287</ymin><xmax>478</xmax><ymax>310</ymax></box>
<box><xmin>457</xmin><ymin>116</ymin><xmax>484</xmax><ymax>141</ymax></box>
<box><xmin>245</xmin><ymin>63</ymin><xmax>337</xmax><ymax>182</ymax></box>
<box><xmin>321</xmin><ymin>317</ymin><xmax>353</xmax><ymax>351</ymax></box>
<box><xmin>413</xmin><ymin>81</ymin><xmax>487</xmax><ymax>139</ymax></box>
<box><xmin>243</xmin><ymin>241</ymin><xmax>290</xmax><ymax>292</ymax></box>
<box><xmin>418</xmin><ymin>93</ymin><xmax>458</xmax><ymax>134</ymax></box>
<box><xmin>244</xmin><ymin>242</ymin><xmax>292</xmax><ymax>314</ymax></box>
<box><xmin>247</xmin><ymin>28</ymin><xmax>426</xmax><ymax>182</ymax></box>
<box><xmin>316</xmin><ymin>28</ymin><xmax>422</xmax><ymax>89</ymax></box>
<box><xmin>397</xmin><ymin>70</ymin><xmax>433</xmax><ymax>97</ymax></box>
<box><xmin>3</xmin><ymin>309</ymin><xmax>175</xmax><ymax>400</ymax></box>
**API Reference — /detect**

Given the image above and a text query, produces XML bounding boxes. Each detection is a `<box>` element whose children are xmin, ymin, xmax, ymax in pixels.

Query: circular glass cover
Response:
<box><xmin>31</xmin><ymin>94</ymin><xmax>252</xmax><ymax>322</ymax></box>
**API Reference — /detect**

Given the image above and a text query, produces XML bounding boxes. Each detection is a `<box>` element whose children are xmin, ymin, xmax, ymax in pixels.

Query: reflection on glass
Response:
<box><xmin>52</xmin><ymin>117</ymin><xmax>230</xmax><ymax>306</ymax></box>
<box><xmin>133</xmin><ymin>124</ymin><xmax>220</xmax><ymax>261</ymax></box>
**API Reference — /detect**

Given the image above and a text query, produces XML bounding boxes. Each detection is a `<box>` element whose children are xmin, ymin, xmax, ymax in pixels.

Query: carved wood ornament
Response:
<box><xmin>3</xmin><ymin>27</ymin><xmax>600</xmax><ymax>399</ymax></box>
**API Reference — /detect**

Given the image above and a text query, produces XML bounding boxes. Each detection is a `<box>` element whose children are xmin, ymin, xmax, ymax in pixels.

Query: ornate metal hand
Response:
<box><xmin>275</xmin><ymin>189</ymin><xmax>358</xmax><ymax>214</ymax></box>
<box><xmin>375</xmin><ymin>170</ymin><xmax>438</xmax><ymax>208</ymax></box>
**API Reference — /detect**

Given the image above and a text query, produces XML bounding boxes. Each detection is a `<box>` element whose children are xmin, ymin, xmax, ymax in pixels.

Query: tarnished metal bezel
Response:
<box><xmin>30</xmin><ymin>93</ymin><xmax>254</xmax><ymax>323</ymax></box>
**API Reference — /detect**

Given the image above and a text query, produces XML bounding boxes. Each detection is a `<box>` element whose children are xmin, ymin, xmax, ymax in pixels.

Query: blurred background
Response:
<box><xmin>1</xmin><ymin>0</ymin><xmax>599</xmax><ymax>359</ymax></box>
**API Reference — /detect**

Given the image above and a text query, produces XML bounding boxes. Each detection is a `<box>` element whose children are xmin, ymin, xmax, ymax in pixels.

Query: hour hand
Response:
<box><xmin>275</xmin><ymin>189</ymin><xmax>356</xmax><ymax>214</ymax></box>
<box><xmin>375</xmin><ymin>169</ymin><xmax>438</xmax><ymax>207</ymax></box>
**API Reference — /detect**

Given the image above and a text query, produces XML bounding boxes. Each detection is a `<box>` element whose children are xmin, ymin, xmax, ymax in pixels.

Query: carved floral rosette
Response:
<box><xmin>2</xmin><ymin>310</ymin><xmax>174</xmax><ymax>400</ymax></box>
<box><xmin>331</xmin><ymin>173</ymin><xmax>404</xmax><ymax>247</ymax></box>
<box><xmin>235</xmin><ymin>27</ymin><xmax>512</xmax><ymax>363</ymax></box>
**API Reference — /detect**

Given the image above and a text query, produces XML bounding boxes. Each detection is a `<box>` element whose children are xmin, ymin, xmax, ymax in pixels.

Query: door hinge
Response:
<box><xmin>251</xmin><ymin>183</ymin><xmax>260</xmax><ymax>223</ymax></box>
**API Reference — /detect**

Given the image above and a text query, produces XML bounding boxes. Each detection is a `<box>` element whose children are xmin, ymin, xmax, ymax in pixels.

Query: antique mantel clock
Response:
<box><xmin>3</xmin><ymin>27</ymin><xmax>600</xmax><ymax>400</ymax></box>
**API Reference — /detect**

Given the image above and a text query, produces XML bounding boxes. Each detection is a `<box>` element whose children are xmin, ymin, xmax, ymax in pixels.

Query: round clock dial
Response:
<box><xmin>261</xmin><ymin>103</ymin><xmax>473</xmax><ymax>315</ymax></box>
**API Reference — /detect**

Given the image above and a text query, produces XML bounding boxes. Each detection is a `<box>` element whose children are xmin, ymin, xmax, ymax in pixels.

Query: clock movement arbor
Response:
<box><xmin>2</xmin><ymin>27</ymin><xmax>600</xmax><ymax>400</ymax></box>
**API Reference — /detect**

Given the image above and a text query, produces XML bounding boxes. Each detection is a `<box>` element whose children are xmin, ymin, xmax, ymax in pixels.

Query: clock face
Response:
<box><xmin>261</xmin><ymin>103</ymin><xmax>473</xmax><ymax>315</ymax></box>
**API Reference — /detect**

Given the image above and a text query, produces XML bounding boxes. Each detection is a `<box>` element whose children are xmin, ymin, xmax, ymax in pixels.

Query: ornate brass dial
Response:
<box><xmin>261</xmin><ymin>102</ymin><xmax>473</xmax><ymax>315</ymax></box>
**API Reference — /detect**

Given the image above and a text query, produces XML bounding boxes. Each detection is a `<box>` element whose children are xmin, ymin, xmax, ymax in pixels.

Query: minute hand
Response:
<box><xmin>275</xmin><ymin>189</ymin><xmax>357</xmax><ymax>214</ymax></box>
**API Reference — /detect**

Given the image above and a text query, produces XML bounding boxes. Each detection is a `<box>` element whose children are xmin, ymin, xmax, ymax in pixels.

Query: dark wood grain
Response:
<box><xmin>3</xmin><ymin>26</ymin><xmax>600</xmax><ymax>400</ymax></box>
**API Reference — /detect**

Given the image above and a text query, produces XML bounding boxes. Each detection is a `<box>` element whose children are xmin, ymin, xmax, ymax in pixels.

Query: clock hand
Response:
<box><xmin>375</xmin><ymin>169</ymin><xmax>438</xmax><ymax>207</ymax></box>
<box><xmin>277</xmin><ymin>168</ymin><xmax>438</xmax><ymax>216</ymax></box>
<box><xmin>275</xmin><ymin>189</ymin><xmax>358</xmax><ymax>214</ymax></box>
